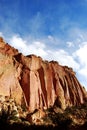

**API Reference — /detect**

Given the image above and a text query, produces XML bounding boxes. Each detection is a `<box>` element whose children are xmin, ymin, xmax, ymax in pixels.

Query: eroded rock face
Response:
<box><xmin>0</xmin><ymin>37</ymin><xmax>87</xmax><ymax>112</ymax></box>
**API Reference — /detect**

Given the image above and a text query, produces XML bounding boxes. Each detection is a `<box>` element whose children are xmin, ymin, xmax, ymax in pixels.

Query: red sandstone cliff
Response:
<box><xmin>0</xmin><ymin>37</ymin><xmax>87</xmax><ymax>112</ymax></box>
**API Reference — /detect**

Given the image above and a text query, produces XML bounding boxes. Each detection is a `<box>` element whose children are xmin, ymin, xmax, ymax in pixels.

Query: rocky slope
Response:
<box><xmin>0</xmin><ymin>37</ymin><xmax>87</xmax><ymax>112</ymax></box>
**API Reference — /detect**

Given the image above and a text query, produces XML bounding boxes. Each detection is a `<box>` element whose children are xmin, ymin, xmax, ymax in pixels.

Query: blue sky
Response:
<box><xmin>0</xmin><ymin>0</ymin><xmax>87</xmax><ymax>89</ymax></box>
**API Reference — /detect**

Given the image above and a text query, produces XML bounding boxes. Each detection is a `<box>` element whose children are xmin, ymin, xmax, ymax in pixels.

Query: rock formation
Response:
<box><xmin>0</xmin><ymin>37</ymin><xmax>87</xmax><ymax>112</ymax></box>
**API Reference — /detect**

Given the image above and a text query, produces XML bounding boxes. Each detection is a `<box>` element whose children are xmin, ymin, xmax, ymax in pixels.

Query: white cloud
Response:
<box><xmin>79</xmin><ymin>67</ymin><xmax>87</xmax><ymax>77</ymax></box>
<box><xmin>67</xmin><ymin>28</ymin><xmax>87</xmax><ymax>45</ymax></box>
<box><xmin>9</xmin><ymin>35</ymin><xmax>79</xmax><ymax>71</ymax></box>
<box><xmin>0</xmin><ymin>32</ymin><xmax>4</xmax><ymax>37</ymax></box>
<box><xmin>45</xmin><ymin>49</ymin><xmax>80</xmax><ymax>70</ymax></box>
<box><xmin>74</xmin><ymin>42</ymin><xmax>87</xmax><ymax>78</ymax></box>
<box><xmin>9</xmin><ymin>35</ymin><xmax>47</xmax><ymax>57</ymax></box>
<box><xmin>66</xmin><ymin>41</ymin><xmax>74</xmax><ymax>47</ymax></box>
<box><xmin>27</xmin><ymin>41</ymin><xmax>47</xmax><ymax>57</ymax></box>
<box><xmin>75</xmin><ymin>42</ymin><xmax>87</xmax><ymax>65</ymax></box>
<box><xmin>11</xmin><ymin>36</ymin><xmax>80</xmax><ymax>70</ymax></box>
<box><xmin>48</xmin><ymin>35</ymin><xmax>54</xmax><ymax>41</ymax></box>
<box><xmin>9</xmin><ymin>35</ymin><xmax>27</xmax><ymax>54</ymax></box>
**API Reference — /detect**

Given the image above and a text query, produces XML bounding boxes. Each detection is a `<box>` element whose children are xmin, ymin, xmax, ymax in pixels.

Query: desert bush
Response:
<box><xmin>0</xmin><ymin>109</ymin><xmax>19</xmax><ymax>124</ymax></box>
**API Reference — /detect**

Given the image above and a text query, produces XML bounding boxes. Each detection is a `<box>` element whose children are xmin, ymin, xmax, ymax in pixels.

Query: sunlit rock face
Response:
<box><xmin>0</xmin><ymin>37</ymin><xmax>87</xmax><ymax>112</ymax></box>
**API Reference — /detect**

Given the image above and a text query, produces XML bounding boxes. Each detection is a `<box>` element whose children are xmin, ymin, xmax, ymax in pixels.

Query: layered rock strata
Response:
<box><xmin>0</xmin><ymin>37</ymin><xmax>87</xmax><ymax>112</ymax></box>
